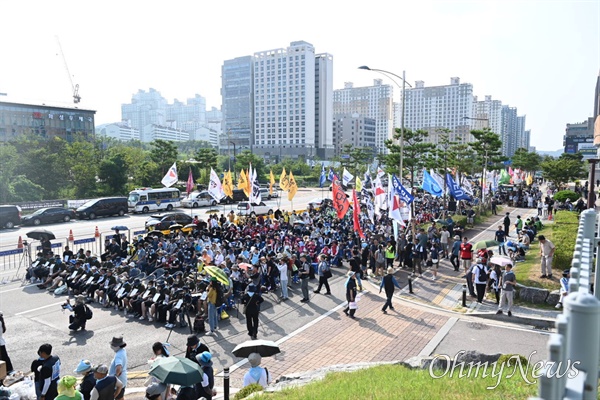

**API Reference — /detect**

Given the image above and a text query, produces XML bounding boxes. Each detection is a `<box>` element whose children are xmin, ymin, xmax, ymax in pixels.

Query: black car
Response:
<box><xmin>145</xmin><ymin>212</ymin><xmax>194</xmax><ymax>231</ymax></box>
<box><xmin>22</xmin><ymin>207</ymin><xmax>76</xmax><ymax>226</ymax></box>
<box><xmin>76</xmin><ymin>197</ymin><xmax>128</xmax><ymax>220</ymax></box>
<box><xmin>0</xmin><ymin>205</ymin><xmax>22</xmax><ymax>229</ymax></box>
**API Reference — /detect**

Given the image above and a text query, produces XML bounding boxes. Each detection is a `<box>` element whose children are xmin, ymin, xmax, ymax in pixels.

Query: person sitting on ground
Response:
<box><xmin>242</xmin><ymin>353</ymin><xmax>271</xmax><ymax>389</ymax></box>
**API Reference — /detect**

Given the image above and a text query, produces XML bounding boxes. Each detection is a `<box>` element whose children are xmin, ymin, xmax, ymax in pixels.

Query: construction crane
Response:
<box><xmin>55</xmin><ymin>36</ymin><xmax>80</xmax><ymax>104</ymax></box>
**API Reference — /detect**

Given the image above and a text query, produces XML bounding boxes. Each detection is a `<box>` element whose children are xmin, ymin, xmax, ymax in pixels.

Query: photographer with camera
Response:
<box><xmin>65</xmin><ymin>295</ymin><xmax>91</xmax><ymax>332</ymax></box>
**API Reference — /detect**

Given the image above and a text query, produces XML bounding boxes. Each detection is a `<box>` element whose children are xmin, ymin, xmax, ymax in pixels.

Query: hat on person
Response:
<box><xmin>210</xmin><ymin>277</ymin><xmax>218</xmax><ymax>282</ymax></box>
<box><xmin>454</xmin><ymin>235</ymin><xmax>460</xmax><ymax>240</ymax></box>
<box><xmin>57</xmin><ymin>376</ymin><xmax>78</xmax><ymax>397</ymax></box>
<box><xmin>248</xmin><ymin>284</ymin><xmax>256</xmax><ymax>292</ymax></box>
<box><xmin>73</xmin><ymin>360</ymin><xmax>93</xmax><ymax>374</ymax></box>
<box><xmin>186</xmin><ymin>334</ymin><xmax>200</xmax><ymax>347</ymax></box>
<box><xmin>196</xmin><ymin>351</ymin><xmax>212</xmax><ymax>366</ymax></box>
<box><xmin>109</xmin><ymin>336</ymin><xmax>126</xmax><ymax>347</ymax></box>
<box><xmin>75</xmin><ymin>295</ymin><xmax>86</xmax><ymax>304</ymax></box>
<box><xmin>563</xmin><ymin>269</ymin><xmax>570</xmax><ymax>277</ymax></box>
<box><xmin>476</xmin><ymin>257</ymin><xmax>483</xmax><ymax>263</ymax></box>
<box><xmin>248</xmin><ymin>352</ymin><xmax>262</xmax><ymax>367</ymax></box>
<box><xmin>128</xmin><ymin>262</ymin><xmax>136</xmax><ymax>267</ymax></box>
<box><xmin>387</xmin><ymin>267</ymin><xmax>394</xmax><ymax>275</ymax></box>
<box><xmin>94</xmin><ymin>364</ymin><xmax>109</xmax><ymax>375</ymax></box>
<box><xmin>146</xmin><ymin>382</ymin><xmax>167</xmax><ymax>398</ymax></box>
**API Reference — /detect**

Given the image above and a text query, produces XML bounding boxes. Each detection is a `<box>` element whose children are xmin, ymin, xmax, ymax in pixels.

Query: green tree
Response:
<box><xmin>468</xmin><ymin>128</ymin><xmax>503</xmax><ymax>197</ymax></box>
<box><xmin>150</xmin><ymin>139</ymin><xmax>178</xmax><ymax>176</ymax></box>
<box><xmin>510</xmin><ymin>148</ymin><xmax>542</xmax><ymax>172</ymax></box>
<box><xmin>235</xmin><ymin>151</ymin><xmax>267</xmax><ymax>181</ymax></box>
<box><xmin>98</xmin><ymin>153</ymin><xmax>129</xmax><ymax>195</ymax></box>
<box><xmin>10</xmin><ymin>176</ymin><xmax>45</xmax><ymax>202</ymax></box>
<box><xmin>64</xmin><ymin>139</ymin><xmax>99</xmax><ymax>198</ymax></box>
<box><xmin>382</xmin><ymin>128</ymin><xmax>435</xmax><ymax>187</ymax></box>
<box><xmin>194</xmin><ymin>148</ymin><xmax>219</xmax><ymax>184</ymax></box>
<box><xmin>540</xmin><ymin>157</ymin><xmax>586</xmax><ymax>189</ymax></box>
<box><xmin>0</xmin><ymin>144</ymin><xmax>19</xmax><ymax>203</ymax></box>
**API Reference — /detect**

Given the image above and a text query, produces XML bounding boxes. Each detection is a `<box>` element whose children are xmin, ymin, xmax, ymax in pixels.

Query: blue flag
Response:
<box><xmin>327</xmin><ymin>168</ymin><xmax>335</xmax><ymax>181</ymax></box>
<box><xmin>422</xmin><ymin>169</ymin><xmax>443</xmax><ymax>197</ymax></box>
<box><xmin>446</xmin><ymin>173</ymin><xmax>471</xmax><ymax>201</ymax></box>
<box><xmin>391</xmin><ymin>174</ymin><xmax>414</xmax><ymax>205</ymax></box>
<box><xmin>319</xmin><ymin>164</ymin><xmax>326</xmax><ymax>187</ymax></box>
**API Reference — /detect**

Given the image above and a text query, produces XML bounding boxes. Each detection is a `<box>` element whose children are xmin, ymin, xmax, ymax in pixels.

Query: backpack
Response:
<box><xmin>477</xmin><ymin>265</ymin><xmax>488</xmax><ymax>282</ymax></box>
<box><xmin>84</xmin><ymin>305</ymin><xmax>93</xmax><ymax>320</ymax></box>
<box><xmin>215</xmin><ymin>289</ymin><xmax>224</xmax><ymax>307</ymax></box>
<box><xmin>376</xmin><ymin>250</ymin><xmax>385</xmax><ymax>264</ymax></box>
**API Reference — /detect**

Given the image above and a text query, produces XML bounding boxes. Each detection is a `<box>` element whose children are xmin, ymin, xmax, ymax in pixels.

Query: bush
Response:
<box><xmin>497</xmin><ymin>354</ymin><xmax>529</xmax><ymax>368</ymax></box>
<box><xmin>553</xmin><ymin>190</ymin><xmax>581</xmax><ymax>203</ymax></box>
<box><xmin>453</xmin><ymin>215</ymin><xmax>467</xmax><ymax>227</ymax></box>
<box><xmin>234</xmin><ymin>383</ymin><xmax>263</xmax><ymax>400</ymax></box>
<box><xmin>552</xmin><ymin>211</ymin><xmax>579</xmax><ymax>270</ymax></box>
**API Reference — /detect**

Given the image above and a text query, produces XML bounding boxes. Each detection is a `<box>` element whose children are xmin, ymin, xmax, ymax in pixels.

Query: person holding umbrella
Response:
<box><xmin>241</xmin><ymin>284</ymin><xmax>264</xmax><ymax>340</ymax></box>
<box><xmin>242</xmin><ymin>353</ymin><xmax>271</xmax><ymax>389</ymax></box>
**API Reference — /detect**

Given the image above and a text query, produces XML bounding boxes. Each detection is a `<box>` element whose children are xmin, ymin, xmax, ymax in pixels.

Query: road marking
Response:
<box><xmin>15</xmin><ymin>301</ymin><xmax>64</xmax><ymax>316</ymax></box>
<box><xmin>0</xmin><ymin>283</ymin><xmax>37</xmax><ymax>294</ymax></box>
<box><xmin>419</xmin><ymin>317</ymin><xmax>458</xmax><ymax>357</ymax></box>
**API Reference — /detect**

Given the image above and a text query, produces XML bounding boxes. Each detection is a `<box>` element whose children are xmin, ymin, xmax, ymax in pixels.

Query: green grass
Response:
<box><xmin>514</xmin><ymin>211</ymin><xmax>578</xmax><ymax>291</ymax></box>
<box><xmin>251</xmin><ymin>364</ymin><xmax>538</xmax><ymax>400</ymax></box>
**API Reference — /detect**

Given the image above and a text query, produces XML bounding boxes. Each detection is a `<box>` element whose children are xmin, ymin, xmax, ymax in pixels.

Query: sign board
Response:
<box><xmin>133</xmin><ymin>230</ymin><xmax>146</xmax><ymax>236</ymax></box>
<box><xmin>74</xmin><ymin>238</ymin><xmax>96</xmax><ymax>245</ymax></box>
<box><xmin>0</xmin><ymin>249</ymin><xmax>24</xmax><ymax>257</ymax></box>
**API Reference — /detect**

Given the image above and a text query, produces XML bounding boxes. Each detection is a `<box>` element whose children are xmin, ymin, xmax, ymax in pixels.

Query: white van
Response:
<box><xmin>181</xmin><ymin>191</ymin><xmax>218</xmax><ymax>208</ymax></box>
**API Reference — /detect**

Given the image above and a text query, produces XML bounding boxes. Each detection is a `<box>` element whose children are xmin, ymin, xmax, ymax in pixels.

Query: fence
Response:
<box><xmin>532</xmin><ymin>208</ymin><xmax>600</xmax><ymax>400</ymax></box>
<box><xmin>0</xmin><ymin>226</ymin><xmax>147</xmax><ymax>276</ymax></box>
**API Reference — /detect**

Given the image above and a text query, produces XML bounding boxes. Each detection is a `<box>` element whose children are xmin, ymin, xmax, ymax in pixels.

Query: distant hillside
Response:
<box><xmin>537</xmin><ymin>149</ymin><xmax>563</xmax><ymax>158</ymax></box>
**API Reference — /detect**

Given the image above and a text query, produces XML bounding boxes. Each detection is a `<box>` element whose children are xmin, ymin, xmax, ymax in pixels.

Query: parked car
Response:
<box><xmin>259</xmin><ymin>188</ymin><xmax>278</xmax><ymax>200</ymax></box>
<box><xmin>237</xmin><ymin>202</ymin><xmax>273</xmax><ymax>217</ymax></box>
<box><xmin>0</xmin><ymin>205</ymin><xmax>22</xmax><ymax>229</ymax></box>
<box><xmin>145</xmin><ymin>212</ymin><xmax>194</xmax><ymax>231</ymax></box>
<box><xmin>76</xmin><ymin>197</ymin><xmax>128</xmax><ymax>220</ymax></box>
<box><xmin>21</xmin><ymin>207</ymin><xmax>76</xmax><ymax>226</ymax></box>
<box><xmin>181</xmin><ymin>191</ymin><xmax>218</xmax><ymax>208</ymax></box>
<box><xmin>223</xmin><ymin>189</ymin><xmax>248</xmax><ymax>204</ymax></box>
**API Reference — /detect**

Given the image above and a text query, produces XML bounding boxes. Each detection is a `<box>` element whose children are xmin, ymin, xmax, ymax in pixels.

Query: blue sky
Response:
<box><xmin>0</xmin><ymin>0</ymin><xmax>598</xmax><ymax>151</ymax></box>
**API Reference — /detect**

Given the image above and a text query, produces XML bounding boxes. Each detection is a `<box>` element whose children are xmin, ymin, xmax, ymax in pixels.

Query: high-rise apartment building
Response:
<box><xmin>96</xmin><ymin>122</ymin><xmax>140</xmax><ymax>141</ymax></box>
<box><xmin>221</xmin><ymin>56</ymin><xmax>254</xmax><ymax>153</ymax></box>
<box><xmin>167</xmin><ymin>95</ymin><xmax>206</xmax><ymax>130</ymax></box>
<box><xmin>516</xmin><ymin>115</ymin><xmax>526</xmax><ymax>151</ymax></box>
<box><xmin>473</xmin><ymin>95</ymin><xmax>502</xmax><ymax>136</ymax></box>
<box><xmin>222</xmin><ymin>41</ymin><xmax>334</xmax><ymax>162</ymax></box>
<box><xmin>500</xmin><ymin>105</ymin><xmax>518</xmax><ymax>157</ymax></box>
<box><xmin>333</xmin><ymin>80</ymin><xmax>393</xmax><ymax>153</ymax></box>
<box><xmin>398</xmin><ymin>77</ymin><xmax>474</xmax><ymax>144</ymax></box>
<box><xmin>121</xmin><ymin>88</ymin><xmax>167</xmax><ymax>129</ymax></box>
<box><xmin>332</xmin><ymin>113</ymin><xmax>376</xmax><ymax>156</ymax></box>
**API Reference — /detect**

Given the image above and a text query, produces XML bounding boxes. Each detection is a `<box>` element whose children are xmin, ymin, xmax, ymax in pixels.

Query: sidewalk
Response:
<box><xmin>388</xmin><ymin>206</ymin><xmax>561</xmax><ymax>324</ymax></box>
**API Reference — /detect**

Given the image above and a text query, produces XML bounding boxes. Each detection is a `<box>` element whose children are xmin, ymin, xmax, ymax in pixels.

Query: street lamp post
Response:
<box><xmin>359</xmin><ymin>66</ymin><xmax>412</xmax><ymax>181</ymax></box>
<box><xmin>230</xmin><ymin>141</ymin><xmax>237</xmax><ymax>180</ymax></box>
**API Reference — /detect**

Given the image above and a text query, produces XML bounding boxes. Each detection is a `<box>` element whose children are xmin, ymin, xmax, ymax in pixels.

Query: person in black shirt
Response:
<box><xmin>68</xmin><ymin>295</ymin><xmax>88</xmax><ymax>331</ymax></box>
<box><xmin>241</xmin><ymin>284</ymin><xmax>264</xmax><ymax>340</ymax></box>
<box><xmin>495</xmin><ymin>225</ymin><xmax>507</xmax><ymax>256</ymax></box>
<box><xmin>185</xmin><ymin>335</ymin><xmax>209</xmax><ymax>366</ymax></box>
<box><xmin>32</xmin><ymin>343</ymin><xmax>60</xmax><ymax>400</ymax></box>
<box><xmin>74</xmin><ymin>360</ymin><xmax>96</xmax><ymax>400</ymax></box>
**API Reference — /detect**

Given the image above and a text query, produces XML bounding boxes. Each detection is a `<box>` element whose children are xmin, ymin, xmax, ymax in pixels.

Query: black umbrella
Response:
<box><xmin>232</xmin><ymin>340</ymin><xmax>280</xmax><ymax>358</ymax></box>
<box><xmin>169</xmin><ymin>224</ymin><xmax>183</xmax><ymax>231</ymax></box>
<box><xmin>26</xmin><ymin>229</ymin><xmax>56</xmax><ymax>241</ymax></box>
<box><xmin>111</xmin><ymin>225</ymin><xmax>128</xmax><ymax>231</ymax></box>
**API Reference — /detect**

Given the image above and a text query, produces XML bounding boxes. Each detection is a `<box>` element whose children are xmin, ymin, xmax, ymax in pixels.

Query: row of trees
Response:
<box><xmin>0</xmin><ymin>128</ymin><xmax>588</xmax><ymax>203</ymax></box>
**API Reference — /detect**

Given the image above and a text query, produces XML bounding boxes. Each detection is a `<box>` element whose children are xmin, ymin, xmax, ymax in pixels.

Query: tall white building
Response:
<box><xmin>141</xmin><ymin>124</ymin><xmax>189</xmax><ymax>142</ymax></box>
<box><xmin>473</xmin><ymin>95</ymin><xmax>503</xmax><ymax>136</ymax></box>
<box><xmin>167</xmin><ymin>95</ymin><xmax>207</xmax><ymax>129</ymax></box>
<box><xmin>122</xmin><ymin>88</ymin><xmax>167</xmax><ymax>129</ymax></box>
<box><xmin>250</xmin><ymin>41</ymin><xmax>333</xmax><ymax>161</ymax></box>
<box><xmin>501</xmin><ymin>105</ymin><xmax>518</xmax><ymax>157</ymax></box>
<box><xmin>397</xmin><ymin>77</ymin><xmax>475</xmax><ymax>144</ymax></box>
<box><xmin>333</xmin><ymin>80</ymin><xmax>393</xmax><ymax>153</ymax></box>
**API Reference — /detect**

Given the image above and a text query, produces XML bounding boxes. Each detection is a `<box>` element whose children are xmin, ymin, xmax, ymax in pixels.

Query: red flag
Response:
<box><xmin>332</xmin><ymin>176</ymin><xmax>350</xmax><ymax>219</ymax></box>
<box><xmin>186</xmin><ymin>168</ymin><xmax>195</xmax><ymax>195</ymax></box>
<box><xmin>352</xmin><ymin>189</ymin><xmax>365</xmax><ymax>239</ymax></box>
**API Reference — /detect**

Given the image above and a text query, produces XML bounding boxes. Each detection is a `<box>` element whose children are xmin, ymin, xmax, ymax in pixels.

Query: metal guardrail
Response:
<box><xmin>532</xmin><ymin>208</ymin><xmax>600</xmax><ymax>400</ymax></box>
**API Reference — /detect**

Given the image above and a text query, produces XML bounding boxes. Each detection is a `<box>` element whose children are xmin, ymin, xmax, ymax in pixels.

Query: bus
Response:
<box><xmin>128</xmin><ymin>188</ymin><xmax>181</xmax><ymax>214</ymax></box>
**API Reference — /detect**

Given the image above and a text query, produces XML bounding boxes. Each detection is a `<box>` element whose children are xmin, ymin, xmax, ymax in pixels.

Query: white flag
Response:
<box><xmin>388</xmin><ymin>175</ymin><xmax>404</xmax><ymax>225</ymax></box>
<box><xmin>376</xmin><ymin>166</ymin><xmax>385</xmax><ymax>180</ymax></box>
<box><xmin>430</xmin><ymin>169</ymin><xmax>447</xmax><ymax>194</ymax></box>
<box><xmin>208</xmin><ymin>168</ymin><xmax>225</xmax><ymax>201</ymax></box>
<box><xmin>161</xmin><ymin>162</ymin><xmax>178</xmax><ymax>188</ymax></box>
<box><xmin>342</xmin><ymin>168</ymin><xmax>354</xmax><ymax>186</ymax></box>
<box><xmin>461</xmin><ymin>176</ymin><xmax>474</xmax><ymax>196</ymax></box>
<box><xmin>373</xmin><ymin>174</ymin><xmax>387</xmax><ymax>215</ymax></box>
<box><xmin>249</xmin><ymin>163</ymin><xmax>262</xmax><ymax>204</ymax></box>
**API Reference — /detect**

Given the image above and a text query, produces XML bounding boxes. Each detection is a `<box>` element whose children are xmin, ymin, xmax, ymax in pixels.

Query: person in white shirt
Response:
<box><xmin>556</xmin><ymin>269</ymin><xmax>570</xmax><ymax>309</ymax></box>
<box><xmin>439</xmin><ymin>227</ymin><xmax>451</xmax><ymax>258</ymax></box>
<box><xmin>277</xmin><ymin>259</ymin><xmax>289</xmax><ymax>300</ymax></box>
<box><xmin>242</xmin><ymin>353</ymin><xmax>270</xmax><ymax>389</ymax></box>
<box><xmin>473</xmin><ymin>258</ymin><xmax>488</xmax><ymax>303</ymax></box>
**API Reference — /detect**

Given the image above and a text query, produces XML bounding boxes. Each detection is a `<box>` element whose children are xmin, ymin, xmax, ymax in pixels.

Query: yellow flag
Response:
<box><xmin>526</xmin><ymin>173</ymin><xmax>533</xmax><ymax>186</ymax></box>
<box><xmin>238</xmin><ymin>169</ymin><xmax>248</xmax><ymax>195</ymax></box>
<box><xmin>355</xmin><ymin>176</ymin><xmax>363</xmax><ymax>192</ymax></box>
<box><xmin>223</xmin><ymin>170</ymin><xmax>233</xmax><ymax>198</ymax></box>
<box><xmin>279</xmin><ymin>167</ymin><xmax>290</xmax><ymax>191</ymax></box>
<box><xmin>269</xmin><ymin>170</ymin><xmax>276</xmax><ymax>195</ymax></box>
<box><xmin>287</xmin><ymin>171</ymin><xmax>298</xmax><ymax>201</ymax></box>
